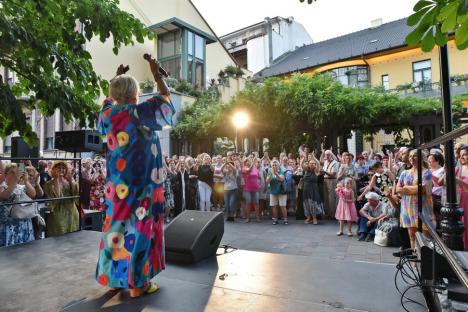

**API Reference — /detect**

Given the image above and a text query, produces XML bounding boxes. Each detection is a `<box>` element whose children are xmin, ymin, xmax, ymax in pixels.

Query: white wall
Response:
<box><xmin>247</xmin><ymin>36</ymin><xmax>268</xmax><ymax>75</ymax></box>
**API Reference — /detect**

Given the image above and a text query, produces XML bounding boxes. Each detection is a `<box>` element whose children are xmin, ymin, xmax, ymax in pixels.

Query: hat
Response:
<box><xmin>51</xmin><ymin>160</ymin><xmax>68</xmax><ymax>170</ymax></box>
<box><xmin>365</xmin><ymin>192</ymin><xmax>381</xmax><ymax>200</ymax></box>
<box><xmin>356</xmin><ymin>155</ymin><xmax>365</xmax><ymax>161</ymax></box>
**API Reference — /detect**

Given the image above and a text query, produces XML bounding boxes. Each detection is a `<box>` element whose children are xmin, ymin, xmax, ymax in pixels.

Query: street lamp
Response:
<box><xmin>232</xmin><ymin>111</ymin><xmax>249</xmax><ymax>153</ymax></box>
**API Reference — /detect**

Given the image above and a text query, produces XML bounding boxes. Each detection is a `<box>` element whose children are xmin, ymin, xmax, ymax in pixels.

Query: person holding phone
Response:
<box><xmin>43</xmin><ymin>160</ymin><xmax>79</xmax><ymax>237</ymax></box>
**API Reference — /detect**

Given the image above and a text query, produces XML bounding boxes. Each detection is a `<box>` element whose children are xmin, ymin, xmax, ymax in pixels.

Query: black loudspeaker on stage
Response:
<box><xmin>164</xmin><ymin>211</ymin><xmax>224</xmax><ymax>264</ymax></box>
<box><xmin>11</xmin><ymin>137</ymin><xmax>39</xmax><ymax>166</ymax></box>
<box><xmin>54</xmin><ymin>130</ymin><xmax>103</xmax><ymax>153</ymax></box>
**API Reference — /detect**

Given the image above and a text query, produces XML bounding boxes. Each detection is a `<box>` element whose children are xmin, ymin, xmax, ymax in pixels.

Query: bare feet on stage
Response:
<box><xmin>129</xmin><ymin>283</ymin><xmax>160</xmax><ymax>298</ymax></box>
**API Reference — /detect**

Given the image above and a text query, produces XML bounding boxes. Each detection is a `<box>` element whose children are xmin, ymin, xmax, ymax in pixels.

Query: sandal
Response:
<box><xmin>347</xmin><ymin>232</ymin><xmax>353</xmax><ymax>237</ymax></box>
<box><xmin>130</xmin><ymin>283</ymin><xmax>159</xmax><ymax>298</ymax></box>
<box><xmin>336</xmin><ymin>232</ymin><xmax>343</xmax><ymax>236</ymax></box>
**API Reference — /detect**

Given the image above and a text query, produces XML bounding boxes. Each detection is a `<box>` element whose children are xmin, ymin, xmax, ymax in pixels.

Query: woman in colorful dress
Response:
<box><xmin>0</xmin><ymin>163</ymin><xmax>36</xmax><ymax>247</ymax></box>
<box><xmin>456</xmin><ymin>146</ymin><xmax>468</xmax><ymax>250</ymax></box>
<box><xmin>89</xmin><ymin>160</ymin><xmax>106</xmax><ymax>211</ymax></box>
<box><xmin>396</xmin><ymin>150</ymin><xmax>436</xmax><ymax>250</ymax></box>
<box><xmin>95</xmin><ymin>60</ymin><xmax>174</xmax><ymax>298</ymax></box>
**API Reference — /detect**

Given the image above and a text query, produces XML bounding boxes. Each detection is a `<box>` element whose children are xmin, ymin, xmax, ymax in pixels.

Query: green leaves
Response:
<box><xmin>406</xmin><ymin>0</ymin><xmax>468</xmax><ymax>51</ymax></box>
<box><xmin>0</xmin><ymin>0</ymin><xmax>153</xmax><ymax>143</ymax></box>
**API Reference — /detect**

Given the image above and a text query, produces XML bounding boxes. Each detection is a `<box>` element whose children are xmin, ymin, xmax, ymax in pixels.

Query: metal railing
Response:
<box><xmin>0</xmin><ymin>156</ymin><xmax>82</xmax><ymax>236</ymax></box>
<box><xmin>416</xmin><ymin>125</ymin><xmax>468</xmax><ymax>288</ymax></box>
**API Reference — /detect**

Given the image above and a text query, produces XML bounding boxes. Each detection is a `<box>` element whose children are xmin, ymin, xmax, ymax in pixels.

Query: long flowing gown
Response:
<box><xmin>95</xmin><ymin>95</ymin><xmax>174</xmax><ymax>289</ymax></box>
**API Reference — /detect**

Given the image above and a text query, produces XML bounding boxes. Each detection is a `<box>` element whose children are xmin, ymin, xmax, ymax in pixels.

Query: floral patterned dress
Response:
<box><xmin>89</xmin><ymin>173</ymin><xmax>106</xmax><ymax>211</ymax></box>
<box><xmin>95</xmin><ymin>95</ymin><xmax>174</xmax><ymax>289</ymax></box>
<box><xmin>398</xmin><ymin>169</ymin><xmax>436</xmax><ymax>229</ymax></box>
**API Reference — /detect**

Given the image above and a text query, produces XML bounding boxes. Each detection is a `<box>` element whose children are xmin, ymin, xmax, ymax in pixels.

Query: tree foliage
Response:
<box><xmin>298</xmin><ymin>0</ymin><xmax>468</xmax><ymax>51</ymax></box>
<box><xmin>174</xmin><ymin>73</ymin><xmax>462</xmax><ymax>154</ymax></box>
<box><xmin>0</xmin><ymin>0</ymin><xmax>153</xmax><ymax>144</ymax></box>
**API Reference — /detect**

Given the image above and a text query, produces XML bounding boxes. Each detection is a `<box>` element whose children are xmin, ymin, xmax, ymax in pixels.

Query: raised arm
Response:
<box><xmin>147</xmin><ymin>57</ymin><xmax>170</xmax><ymax>96</ymax></box>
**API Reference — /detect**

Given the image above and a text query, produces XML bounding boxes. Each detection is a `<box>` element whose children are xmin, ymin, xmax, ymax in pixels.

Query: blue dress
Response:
<box><xmin>0</xmin><ymin>184</ymin><xmax>35</xmax><ymax>247</ymax></box>
<box><xmin>95</xmin><ymin>95</ymin><xmax>174</xmax><ymax>289</ymax></box>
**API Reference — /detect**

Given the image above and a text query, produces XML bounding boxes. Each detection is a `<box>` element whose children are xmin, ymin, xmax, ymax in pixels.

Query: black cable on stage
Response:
<box><xmin>394</xmin><ymin>253</ymin><xmax>428</xmax><ymax>311</ymax></box>
<box><xmin>216</xmin><ymin>244</ymin><xmax>238</xmax><ymax>256</ymax></box>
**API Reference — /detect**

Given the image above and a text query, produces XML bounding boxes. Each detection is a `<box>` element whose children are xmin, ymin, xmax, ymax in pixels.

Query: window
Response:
<box><xmin>158</xmin><ymin>30</ymin><xmax>182</xmax><ymax>80</ymax></box>
<box><xmin>45</xmin><ymin>137</ymin><xmax>54</xmax><ymax>150</ymax></box>
<box><xmin>3</xmin><ymin>146</ymin><xmax>11</xmax><ymax>153</ymax></box>
<box><xmin>157</xmin><ymin>28</ymin><xmax>206</xmax><ymax>88</ymax></box>
<box><xmin>187</xmin><ymin>31</ymin><xmax>205</xmax><ymax>88</ymax></box>
<box><xmin>325</xmin><ymin>66</ymin><xmax>369</xmax><ymax>88</ymax></box>
<box><xmin>413</xmin><ymin>60</ymin><xmax>432</xmax><ymax>90</ymax></box>
<box><xmin>381</xmin><ymin>75</ymin><xmax>389</xmax><ymax>90</ymax></box>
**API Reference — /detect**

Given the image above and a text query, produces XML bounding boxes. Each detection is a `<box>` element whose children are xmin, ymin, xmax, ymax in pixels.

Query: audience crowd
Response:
<box><xmin>2</xmin><ymin>142</ymin><xmax>468</xmax><ymax>253</ymax></box>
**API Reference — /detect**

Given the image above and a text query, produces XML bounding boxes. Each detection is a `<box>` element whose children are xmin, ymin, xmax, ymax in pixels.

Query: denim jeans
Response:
<box><xmin>224</xmin><ymin>189</ymin><xmax>238</xmax><ymax>216</ymax></box>
<box><xmin>358</xmin><ymin>217</ymin><xmax>377</xmax><ymax>235</ymax></box>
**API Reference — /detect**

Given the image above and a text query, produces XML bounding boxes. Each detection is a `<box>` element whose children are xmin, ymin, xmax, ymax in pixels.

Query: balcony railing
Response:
<box><xmin>389</xmin><ymin>80</ymin><xmax>468</xmax><ymax>99</ymax></box>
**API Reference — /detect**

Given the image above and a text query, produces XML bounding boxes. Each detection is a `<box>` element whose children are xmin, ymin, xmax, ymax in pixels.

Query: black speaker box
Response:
<box><xmin>11</xmin><ymin>137</ymin><xmax>39</xmax><ymax>166</ymax></box>
<box><xmin>165</xmin><ymin>211</ymin><xmax>224</xmax><ymax>264</ymax></box>
<box><xmin>55</xmin><ymin>130</ymin><xmax>103</xmax><ymax>153</ymax></box>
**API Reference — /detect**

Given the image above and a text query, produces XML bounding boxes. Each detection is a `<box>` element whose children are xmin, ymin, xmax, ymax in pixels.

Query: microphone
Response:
<box><xmin>143</xmin><ymin>53</ymin><xmax>169</xmax><ymax>77</ymax></box>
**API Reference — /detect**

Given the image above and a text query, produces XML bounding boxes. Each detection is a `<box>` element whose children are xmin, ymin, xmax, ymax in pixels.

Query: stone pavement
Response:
<box><xmin>220</xmin><ymin>217</ymin><xmax>399</xmax><ymax>264</ymax></box>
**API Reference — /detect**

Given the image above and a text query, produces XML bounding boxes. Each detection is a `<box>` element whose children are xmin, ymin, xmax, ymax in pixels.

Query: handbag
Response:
<box><xmin>9</xmin><ymin>191</ymin><xmax>39</xmax><ymax>220</ymax></box>
<box><xmin>374</xmin><ymin>221</ymin><xmax>392</xmax><ymax>247</ymax></box>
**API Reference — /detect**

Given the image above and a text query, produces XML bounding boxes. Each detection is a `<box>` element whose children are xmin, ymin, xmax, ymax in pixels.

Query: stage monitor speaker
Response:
<box><xmin>165</xmin><ymin>211</ymin><xmax>224</xmax><ymax>264</ymax></box>
<box><xmin>54</xmin><ymin>130</ymin><xmax>103</xmax><ymax>153</ymax></box>
<box><xmin>11</xmin><ymin>137</ymin><xmax>39</xmax><ymax>166</ymax></box>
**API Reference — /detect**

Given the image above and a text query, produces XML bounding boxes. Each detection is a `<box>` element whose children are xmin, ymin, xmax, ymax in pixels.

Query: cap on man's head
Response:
<box><xmin>365</xmin><ymin>192</ymin><xmax>381</xmax><ymax>201</ymax></box>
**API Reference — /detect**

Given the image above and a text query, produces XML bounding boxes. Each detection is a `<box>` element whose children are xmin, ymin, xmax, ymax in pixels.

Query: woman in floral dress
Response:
<box><xmin>396</xmin><ymin>150</ymin><xmax>436</xmax><ymax>250</ymax></box>
<box><xmin>89</xmin><ymin>161</ymin><xmax>106</xmax><ymax>211</ymax></box>
<box><xmin>95</xmin><ymin>61</ymin><xmax>174</xmax><ymax>298</ymax></box>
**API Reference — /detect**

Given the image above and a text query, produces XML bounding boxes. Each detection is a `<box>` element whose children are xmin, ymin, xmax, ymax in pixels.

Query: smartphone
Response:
<box><xmin>18</xmin><ymin>163</ymin><xmax>25</xmax><ymax>172</ymax></box>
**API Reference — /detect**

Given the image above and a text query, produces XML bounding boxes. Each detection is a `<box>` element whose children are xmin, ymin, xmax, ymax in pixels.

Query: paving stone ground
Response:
<box><xmin>220</xmin><ymin>217</ymin><xmax>399</xmax><ymax>264</ymax></box>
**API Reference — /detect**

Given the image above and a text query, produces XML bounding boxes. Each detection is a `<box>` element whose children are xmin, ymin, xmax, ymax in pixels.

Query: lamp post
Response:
<box><xmin>232</xmin><ymin>111</ymin><xmax>249</xmax><ymax>153</ymax></box>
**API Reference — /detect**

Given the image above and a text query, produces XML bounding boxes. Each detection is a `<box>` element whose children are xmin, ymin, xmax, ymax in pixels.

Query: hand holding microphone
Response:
<box><xmin>143</xmin><ymin>53</ymin><xmax>168</xmax><ymax>78</ymax></box>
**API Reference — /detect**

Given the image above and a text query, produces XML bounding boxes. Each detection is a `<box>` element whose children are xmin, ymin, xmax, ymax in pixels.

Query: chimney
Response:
<box><xmin>371</xmin><ymin>18</ymin><xmax>383</xmax><ymax>28</ymax></box>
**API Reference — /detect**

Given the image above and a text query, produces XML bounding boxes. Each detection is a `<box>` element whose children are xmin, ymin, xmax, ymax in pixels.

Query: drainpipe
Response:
<box><xmin>264</xmin><ymin>17</ymin><xmax>273</xmax><ymax>66</ymax></box>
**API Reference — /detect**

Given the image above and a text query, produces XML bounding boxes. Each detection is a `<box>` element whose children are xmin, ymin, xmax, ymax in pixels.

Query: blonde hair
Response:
<box><xmin>109</xmin><ymin>74</ymin><xmax>139</xmax><ymax>104</ymax></box>
<box><xmin>4</xmin><ymin>163</ymin><xmax>17</xmax><ymax>175</ymax></box>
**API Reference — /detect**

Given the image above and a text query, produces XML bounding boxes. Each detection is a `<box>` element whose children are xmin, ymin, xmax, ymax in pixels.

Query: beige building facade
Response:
<box><xmin>1</xmin><ymin>0</ymin><xmax>249</xmax><ymax>157</ymax></box>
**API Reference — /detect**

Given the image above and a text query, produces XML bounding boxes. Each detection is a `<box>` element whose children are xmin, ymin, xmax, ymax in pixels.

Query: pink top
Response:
<box><xmin>242</xmin><ymin>167</ymin><xmax>260</xmax><ymax>192</ymax></box>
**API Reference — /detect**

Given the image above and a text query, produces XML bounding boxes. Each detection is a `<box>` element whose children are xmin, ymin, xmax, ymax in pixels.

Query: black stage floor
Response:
<box><xmin>0</xmin><ymin>231</ymin><xmax>425</xmax><ymax>312</ymax></box>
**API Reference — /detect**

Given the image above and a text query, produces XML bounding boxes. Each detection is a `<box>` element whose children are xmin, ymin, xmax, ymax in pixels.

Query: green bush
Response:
<box><xmin>175</xmin><ymin>80</ymin><xmax>193</xmax><ymax>94</ymax></box>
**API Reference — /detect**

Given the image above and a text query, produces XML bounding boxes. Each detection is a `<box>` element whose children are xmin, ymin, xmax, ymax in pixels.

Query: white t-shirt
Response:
<box><xmin>431</xmin><ymin>167</ymin><xmax>445</xmax><ymax>197</ymax></box>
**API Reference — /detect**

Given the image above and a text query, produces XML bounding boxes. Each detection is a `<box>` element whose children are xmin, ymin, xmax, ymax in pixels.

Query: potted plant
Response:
<box><xmin>165</xmin><ymin>76</ymin><xmax>179</xmax><ymax>90</ymax></box>
<box><xmin>139</xmin><ymin>79</ymin><xmax>154</xmax><ymax>94</ymax></box>
<box><xmin>224</xmin><ymin>65</ymin><xmax>238</xmax><ymax>77</ymax></box>
<box><xmin>175</xmin><ymin>80</ymin><xmax>193</xmax><ymax>95</ymax></box>
<box><xmin>235</xmin><ymin>66</ymin><xmax>244</xmax><ymax>78</ymax></box>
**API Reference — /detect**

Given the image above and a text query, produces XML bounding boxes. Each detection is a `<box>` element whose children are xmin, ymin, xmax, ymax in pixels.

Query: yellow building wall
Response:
<box><xmin>368</xmin><ymin>40</ymin><xmax>468</xmax><ymax>89</ymax></box>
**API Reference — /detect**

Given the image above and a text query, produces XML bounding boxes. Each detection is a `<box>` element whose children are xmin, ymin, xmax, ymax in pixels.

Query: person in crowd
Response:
<box><xmin>281</xmin><ymin>157</ymin><xmax>297</xmax><ymax>216</ymax></box>
<box><xmin>25</xmin><ymin>166</ymin><xmax>44</xmax><ymax>199</ymax></box>
<box><xmin>197</xmin><ymin>155</ymin><xmax>214</xmax><ymax>212</ymax></box>
<box><xmin>358</xmin><ymin>192</ymin><xmax>387</xmax><ymax>242</ymax></box>
<box><xmin>428</xmin><ymin>151</ymin><xmax>445</xmax><ymax>227</ymax></box>
<box><xmin>80</xmin><ymin>159</ymin><xmax>92</xmax><ymax>211</ymax></box>
<box><xmin>173</xmin><ymin>160</ymin><xmax>190</xmax><ymax>218</ymax></box>
<box><xmin>89</xmin><ymin>158</ymin><xmax>106</xmax><ymax>211</ymax></box>
<box><xmin>222</xmin><ymin>161</ymin><xmax>238</xmax><ymax>221</ymax></box>
<box><xmin>213</xmin><ymin>156</ymin><xmax>224</xmax><ymax>211</ymax></box>
<box><xmin>186</xmin><ymin>157</ymin><xmax>199</xmax><ymax>211</ymax></box>
<box><xmin>456</xmin><ymin>146</ymin><xmax>468</xmax><ymax>250</ymax></box>
<box><xmin>335</xmin><ymin>178</ymin><xmax>358</xmax><ymax>236</ymax></box>
<box><xmin>337</xmin><ymin>152</ymin><xmax>356</xmax><ymax>188</ymax></box>
<box><xmin>259</xmin><ymin>157</ymin><xmax>271</xmax><ymax>216</ymax></box>
<box><xmin>37</xmin><ymin>160</ymin><xmax>51</xmax><ymax>188</ymax></box>
<box><xmin>267</xmin><ymin>160</ymin><xmax>288</xmax><ymax>225</ymax></box>
<box><xmin>0</xmin><ymin>163</ymin><xmax>36</xmax><ymax>247</ymax></box>
<box><xmin>355</xmin><ymin>155</ymin><xmax>368</xmax><ymax>180</ymax></box>
<box><xmin>164</xmin><ymin>159</ymin><xmax>176</xmax><ymax>223</ymax></box>
<box><xmin>95</xmin><ymin>60</ymin><xmax>174</xmax><ymax>297</ymax></box>
<box><xmin>241</xmin><ymin>158</ymin><xmax>261</xmax><ymax>222</ymax></box>
<box><xmin>396</xmin><ymin>149</ymin><xmax>436</xmax><ymax>250</ymax></box>
<box><xmin>357</xmin><ymin>161</ymin><xmax>393</xmax><ymax>203</ymax></box>
<box><xmin>302</xmin><ymin>156</ymin><xmax>323</xmax><ymax>225</ymax></box>
<box><xmin>43</xmin><ymin>160</ymin><xmax>79</xmax><ymax>237</ymax></box>
<box><xmin>320</xmin><ymin>150</ymin><xmax>340</xmax><ymax>217</ymax></box>
<box><xmin>361</xmin><ymin>150</ymin><xmax>371</xmax><ymax>169</ymax></box>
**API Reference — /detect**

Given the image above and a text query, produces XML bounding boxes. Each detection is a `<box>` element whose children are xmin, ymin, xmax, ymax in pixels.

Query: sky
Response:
<box><xmin>191</xmin><ymin>0</ymin><xmax>419</xmax><ymax>43</ymax></box>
